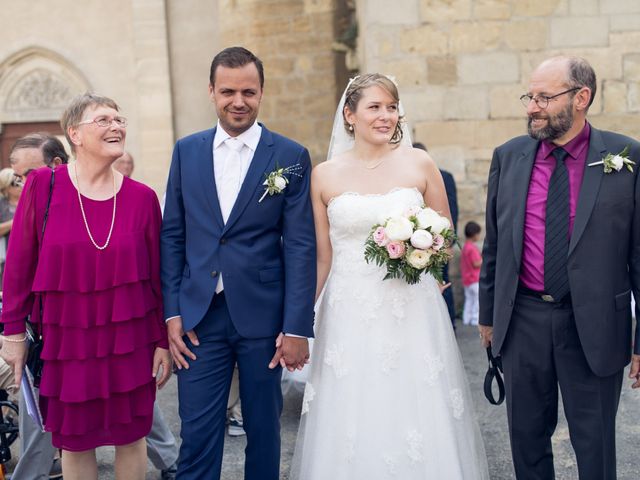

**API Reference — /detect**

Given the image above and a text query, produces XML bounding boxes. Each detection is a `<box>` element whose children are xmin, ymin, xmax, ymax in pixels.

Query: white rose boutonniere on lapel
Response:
<box><xmin>259</xmin><ymin>163</ymin><xmax>303</xmax><ymax>202</ymax></box>
<box><xmin>588</xmin><ymin>146</ymin><xmax>635</xmax><ymax>173</ymax></box>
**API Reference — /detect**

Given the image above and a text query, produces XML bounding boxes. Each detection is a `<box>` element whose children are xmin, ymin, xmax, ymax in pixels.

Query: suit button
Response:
<box><xmin>508</xmin><ymin>299</ymin><xmax>514</xmax><ymax>306</ymax></box>
<box><xmin>211</xmin><ymin>271</ymin><xmax>218</xmax><ymax>278</ymax></box>
<box><xmin>220</xmin><ymin>238</ymin><xmax>227</xmax><ymax>245</ymax></box>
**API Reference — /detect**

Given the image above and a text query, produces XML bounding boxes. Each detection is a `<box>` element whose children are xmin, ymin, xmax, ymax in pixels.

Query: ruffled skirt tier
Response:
<box><xmin>33</xmin><ymin>234</ymin><xmax>163</xmax><ymax>451</ymax></box>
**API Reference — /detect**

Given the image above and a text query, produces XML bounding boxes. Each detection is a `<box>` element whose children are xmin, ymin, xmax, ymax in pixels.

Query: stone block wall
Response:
<box><xmin>218</xmin><ymin>0</ymin><xmax>341</xmax><ymax>163</ymax></box>
<box><xmin>357</xmin><ymin>0</ymin><xmax>640</xmax><ymax>232</ymax></box>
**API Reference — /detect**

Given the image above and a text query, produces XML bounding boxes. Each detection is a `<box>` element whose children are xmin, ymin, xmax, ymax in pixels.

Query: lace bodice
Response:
<box><xmin>327</xmin><ymin>187</ymin><xmax>424</xmax><ymax>276</ymax></box>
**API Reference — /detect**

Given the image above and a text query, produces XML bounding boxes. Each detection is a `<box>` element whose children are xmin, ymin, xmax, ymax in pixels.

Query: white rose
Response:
<box><xmin>410</xmin><ymin>229</ymin><xmax>434</xmax><ymax>249</ymax></box>
<box><xmin>611</xmin><ymin>155</ymin><xmax>624</xmax><ymax>171</ymax></box>
<box><xmin>274</xmin><ymin>176</ymin><xmax>287</xmax><ymax>190</ymax></box>
<box><xmin>415</xmin><ymin>208</ymin><xmax>441</xmax><ymax>231</ymax></box>
<box><xmin>406</xmin><ymin>249</ymin><xmax>432</xmax><ymax>269</ymax></box>
<box><xmin>385</xmin><ymin>217</ymin><xmax>414</xmax><ymax>241</ymax></box>
<box><xmin>416</xmin><ymin>208</ymin><xmax>450</xmax><ymax>234</ymax></box>
<box><xmin>432</xmin><ymin>215</ymin><xmax>451</xmax><ymax>234</ymax></box>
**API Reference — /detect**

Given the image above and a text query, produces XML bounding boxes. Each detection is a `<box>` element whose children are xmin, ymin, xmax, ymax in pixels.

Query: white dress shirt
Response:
<box><xmin>213</xmin><ymin>121</ymin><xmax>262</xmax><ymax>293</ymax></box>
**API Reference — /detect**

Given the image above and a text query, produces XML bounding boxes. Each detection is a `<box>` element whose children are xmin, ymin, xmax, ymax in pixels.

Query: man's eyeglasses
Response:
<box><xmin>10</xmin><ymin>176</ymin><xmax>23</xmax><ymax>188</ymax></box>
<box><xmin>519</xmin><ymin>87</ymin><xmax>581</xmax><ymax>109</ymax></box>
<box><xmin>76</xmin><ymin>116</ymin><xmax>128</xmax><ymax>128</ymax></box>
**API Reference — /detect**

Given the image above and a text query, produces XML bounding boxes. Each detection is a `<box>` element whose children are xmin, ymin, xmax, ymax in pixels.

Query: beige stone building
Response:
<box><xmin>0</xmin><ymin>0</ymin><xmax>639</xmax><ymax>232</ymax></box>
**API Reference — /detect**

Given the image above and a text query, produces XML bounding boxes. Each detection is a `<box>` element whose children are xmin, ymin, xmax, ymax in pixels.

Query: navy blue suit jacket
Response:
<box><xmin>160</xmin><ymin>124</ymin><xmax>316</xmax><ymax>338</ymax></box>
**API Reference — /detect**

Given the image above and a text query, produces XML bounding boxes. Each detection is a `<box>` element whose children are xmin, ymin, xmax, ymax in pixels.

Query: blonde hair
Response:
<box><xmin>60</xmin><ymin>92</ymin><xmax>119</xmax><ymax>153</ymax></box>
<box><xmin>0</xmin><ymin>168</ymin><xmax>16</xmax><ymax>198</ymax></box>
<box><xmin>342</xmin><ymin>74</ymin><xmax>404</xmax><ymax>144</ymax></box>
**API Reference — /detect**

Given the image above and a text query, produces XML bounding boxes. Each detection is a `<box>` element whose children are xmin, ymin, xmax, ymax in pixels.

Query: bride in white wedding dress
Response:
<box><xmin>289</xmin><ymin>74</ymin><xmax>489</xmax><ymax>479</ymax></box>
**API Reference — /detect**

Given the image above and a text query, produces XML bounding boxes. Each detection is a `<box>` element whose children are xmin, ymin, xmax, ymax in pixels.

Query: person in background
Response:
<box><xmin>460</xmin><ymin>221</ymin><xmax>482</xmax><ymax>326</ymax></box>
<box><xmin>113</xmin><ymin>151</ymin><xmax>135</xmax><ymax>178</ymax></box>
<box><xmin>0</xmin><ymin>168</ymin><xmax>23</xmax><ymax>280</ymax></box>
<box><xmin>5</xmin><ymin>132</ymin><xmax>68</xmax><ymax>480</ymax></box>
<box><xmin>413</xmin><ymin>142</ymin><xmax>458</xmax><ymax>327</ymax></box>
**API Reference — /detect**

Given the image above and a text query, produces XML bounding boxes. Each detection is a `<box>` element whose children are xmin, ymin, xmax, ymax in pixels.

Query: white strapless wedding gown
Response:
<box><xmin>289</xmin><ymin>188</ymin><xmax>489</xmax><ymax>480</ymax></box>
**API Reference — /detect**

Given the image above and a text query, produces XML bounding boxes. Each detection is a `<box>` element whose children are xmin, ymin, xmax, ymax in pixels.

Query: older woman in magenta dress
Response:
<box><xmin>0</xmin><ymin>93</ymin><xmax>171</xmax><ymax>480</ymax></box>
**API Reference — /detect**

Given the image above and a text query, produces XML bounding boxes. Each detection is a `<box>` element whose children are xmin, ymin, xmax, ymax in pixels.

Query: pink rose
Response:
<box><xmin>373</xmin><ymin>226</ymin><xmax>389</xmax><ymax>246</ymax></box>
<box><xmin>386</xmin><ymin>241</ymin><xmax>406</xmax><ymax>259</ymax></box>
<box><xmin>432</xmin><ymin>234</ymin><xmax>445</xmax><ymax>251</ymax></box>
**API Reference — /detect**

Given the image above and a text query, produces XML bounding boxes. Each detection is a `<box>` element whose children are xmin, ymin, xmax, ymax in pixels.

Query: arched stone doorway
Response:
<box><xmin>0</xmin><ymin>46</ymin><xmax>91</xmax><ymax>166</ymax></box>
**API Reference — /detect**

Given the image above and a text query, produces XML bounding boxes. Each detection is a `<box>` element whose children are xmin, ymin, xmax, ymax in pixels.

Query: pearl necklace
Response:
<box><xmin>74</xmin><ymin>163</ymin><xmax>117</xmax><ymax>250</ymax></box>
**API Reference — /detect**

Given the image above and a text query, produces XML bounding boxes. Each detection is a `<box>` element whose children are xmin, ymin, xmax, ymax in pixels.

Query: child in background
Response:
<box><xmin>461</xmin><ymin>221</ymin><xmax>482</xmax><ymax>326</ymax></box>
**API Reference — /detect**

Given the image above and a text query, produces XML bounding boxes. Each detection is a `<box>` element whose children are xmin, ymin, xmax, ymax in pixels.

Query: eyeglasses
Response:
<box><xmin>10</xmin><ymin>176</ymin><xmax>23</xmax><ymax>188</ymax></box>
<box><xmin>76</xmin><ymin>116</ymin><xmax>128</xmax><ymax>128</ymax></box>
<box><xmin>519</xmin><ymin>87</ymin><xmax>581</xmax><ymax>109</ymax></box>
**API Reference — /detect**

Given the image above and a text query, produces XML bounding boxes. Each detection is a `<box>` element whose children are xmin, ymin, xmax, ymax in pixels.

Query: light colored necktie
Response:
<box><xmin>218</xmin><ymin>138</ymin><xmax>244</xmax><ymax>224</ymax></box>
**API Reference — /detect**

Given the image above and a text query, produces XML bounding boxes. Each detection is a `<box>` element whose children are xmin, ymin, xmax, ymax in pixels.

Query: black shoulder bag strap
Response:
<box><xmin>483</xmin><ymin>346</ymin><xmax>505</xmax><ymax>406</ymax></box>
<box><xmin>25</xmin><ymin>167</ymin><xmax>55</xmax><ymax>387</ymax></box>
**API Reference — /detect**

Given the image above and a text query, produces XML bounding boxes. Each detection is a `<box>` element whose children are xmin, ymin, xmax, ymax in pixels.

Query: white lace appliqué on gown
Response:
<box><xmin>289</xmin><ymin>187</ymin><xmax>489</xmax><ymax>480</ymax></box>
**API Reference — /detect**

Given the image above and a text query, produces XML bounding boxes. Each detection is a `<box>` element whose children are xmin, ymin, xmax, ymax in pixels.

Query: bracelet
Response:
<box><xmin>1</xmin><ymin>335</ymin><xmax>27</xmax><ymax>343</ymax></box>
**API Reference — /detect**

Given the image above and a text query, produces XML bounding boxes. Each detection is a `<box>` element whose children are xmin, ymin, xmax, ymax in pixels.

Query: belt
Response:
<box><xmin>517</xmin><ymin>284</ymin><xmax>570</xmax><ymax>305</ymax></box>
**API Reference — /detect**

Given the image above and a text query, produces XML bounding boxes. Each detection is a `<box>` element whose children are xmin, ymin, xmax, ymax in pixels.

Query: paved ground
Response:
<box><xmin>6</xmin><ymin>324</ymin><xmax>640</xmax><ymax>479</ymax></box>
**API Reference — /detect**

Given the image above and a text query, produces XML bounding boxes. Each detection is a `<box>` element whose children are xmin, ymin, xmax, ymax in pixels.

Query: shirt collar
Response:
<box><xmin>213</xmin><ymin>121</ymin><xmax>262</xmax><ymax>151</ymax></box>
<box><xmin>540</xmin><ymin>121</ymin><xmax>591</xmax><ymax>161</ymax></box>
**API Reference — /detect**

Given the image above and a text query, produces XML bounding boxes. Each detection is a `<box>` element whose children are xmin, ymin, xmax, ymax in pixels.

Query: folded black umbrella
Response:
<box><xmin>483</xmin><ymin>346</ymin><xmax>505</xmax><ymax>406</ymax></box>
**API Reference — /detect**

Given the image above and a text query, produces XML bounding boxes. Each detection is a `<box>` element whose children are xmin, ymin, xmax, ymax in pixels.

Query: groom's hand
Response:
<box><xmin>167</xmin><ymin>316</ymin><xmax>198</xmax><ymax>370</ymax></box>
<box><xmin>629</xmin><ymin>354</ymin><xmax>640</xmax><ymax>388</ymax></box>
<box><xmin>269</xmin><ymin>335</ymin><xmax>309</xmax><ymax>372</ymax></box>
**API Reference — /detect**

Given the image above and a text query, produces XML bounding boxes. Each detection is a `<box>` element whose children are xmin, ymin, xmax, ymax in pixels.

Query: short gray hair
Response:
<box><xmin>60</xmin><ymin>92</ymin><xmax>119</xmax><ymax>153</ymax></box>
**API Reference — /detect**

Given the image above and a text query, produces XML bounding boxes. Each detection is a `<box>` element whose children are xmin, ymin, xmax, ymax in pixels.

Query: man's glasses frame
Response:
<box><xmin>519</xmin><ymin>87</ymin><xmax>581</xmax><ymax>109</ymax></box>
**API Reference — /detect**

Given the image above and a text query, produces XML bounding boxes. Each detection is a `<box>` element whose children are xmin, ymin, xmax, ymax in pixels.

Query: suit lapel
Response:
<box><xmin>512</xmin><ymin>141</ymin><xmax>538</xmax><ymax>270</ymax></box>
<box><xmin>222</xmin><ymin>126</ymin><xmax>275</xmax><ymax>234</ymax></box>
<box><xmin>568</xmin><ymin>127</ymin><xmax>606</xmax><ymax>256</ymax></box>
<box><xmin>197</xmin><ymin>127</ymin><xmax>225</xmax><ymax>229</ymax></box>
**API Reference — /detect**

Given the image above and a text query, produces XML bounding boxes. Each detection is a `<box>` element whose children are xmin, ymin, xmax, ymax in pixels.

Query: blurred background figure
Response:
<box><xmin>461</xmin><ymin>221</ymin><xmax>482</xmax><ymax>326</ymax></box>
<box><xmin>413</xmin><ymin>142</ymin><xmax>458</xmax><ymax>328</ymax></box>
<box><xmin>113</xmin><ymin>151</ymin><xmax>135</xmax><ymax>178</ymax></box>
<box><xmin>0</xmin><ymin>168</ymin><xmax>22</xmax><ymax>280</ymax></box>
<box><xmin>5</xmin><ymin>132</ymin><xmax>68</xmax><ymax>480</ymax></box>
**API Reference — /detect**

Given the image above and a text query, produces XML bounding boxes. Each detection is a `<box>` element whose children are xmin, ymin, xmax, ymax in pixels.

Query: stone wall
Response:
<box><xmin>218</xmin><ymin>0</ymin><xmax>342</xmax><ymax>163</ymax></box>
<box><xmin>357</xmin><ymin>0</ymin><xmax>640</xmax><ymax>231</ymax></box>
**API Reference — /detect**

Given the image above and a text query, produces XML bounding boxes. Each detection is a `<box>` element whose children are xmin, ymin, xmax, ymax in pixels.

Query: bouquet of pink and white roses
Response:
<box><xmin>364</xmin><ymin>205</ymin><xmax>456</xmax><ymax>285</ymax></box>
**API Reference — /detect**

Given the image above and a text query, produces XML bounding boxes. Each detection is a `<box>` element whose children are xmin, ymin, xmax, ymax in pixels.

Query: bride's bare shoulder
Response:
<box><xmin>313</xmin><ymin>153</ymin><xmax>352</xmax><ymax>179</ymax></box>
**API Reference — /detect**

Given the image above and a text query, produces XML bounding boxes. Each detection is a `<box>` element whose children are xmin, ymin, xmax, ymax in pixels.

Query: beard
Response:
<box><xmin>527</xmin><ymin>103</ymin><xmax>574</xmax><ymax>141</ymax></box>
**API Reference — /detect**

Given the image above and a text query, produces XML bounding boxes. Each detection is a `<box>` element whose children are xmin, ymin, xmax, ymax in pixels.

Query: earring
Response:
<box><xmin>348</xmin><ymin>124</ymin><xmax>354</xmax><ymax>132</ymax></box>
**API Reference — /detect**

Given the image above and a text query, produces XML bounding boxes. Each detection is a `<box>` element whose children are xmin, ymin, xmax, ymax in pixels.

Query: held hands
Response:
<box><xmin>269</xmin><ymin>333</ymin><xmax>309</xmax><ymax>372</ymax></box>
<box><xmin>478</xmin><ymin>325</ymin><xmax>493</xmax><ymax>349</ymax></box>
<box><xmin>0</xmin><ymin>335</ymin><xmax>28</xmax><ymax>388</ymax></box>
<box><xmin>628</xmin><ymin>354</ymin><xmax>640</xmax><ymax>389</ymax></box>
<box><xmin>152</xmin><ymin>347</ymin><xmax>172</xmax><ymax>388</ymax></box>
<box><xmin>167</xmin><ymin>316</ymin><xmax>199</xmax><ymax>370</ymax></box>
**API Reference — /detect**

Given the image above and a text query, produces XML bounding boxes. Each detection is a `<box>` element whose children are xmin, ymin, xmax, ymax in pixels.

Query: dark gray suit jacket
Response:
<box><xmin>479</xmin><ymin>125</ymin><xmax>640</xmax><ymax>377</ymax></box>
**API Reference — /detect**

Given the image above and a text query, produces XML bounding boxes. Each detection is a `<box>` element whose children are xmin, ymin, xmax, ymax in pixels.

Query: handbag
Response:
<box><xmin>483</xmin><ymin>346</ymin><xmax>505</xmax><ymax>406</ymax></box>
<box><xmin>24</xmin><ymin>168</ymin><xmax>55</xmax><ymax>388</ymax></box>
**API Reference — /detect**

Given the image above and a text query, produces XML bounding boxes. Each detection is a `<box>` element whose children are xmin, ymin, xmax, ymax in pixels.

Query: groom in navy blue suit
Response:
<box><xmin>160</xmin><ymin>47</ymin><xmax>316</xmax><ymax>480</ymax></box>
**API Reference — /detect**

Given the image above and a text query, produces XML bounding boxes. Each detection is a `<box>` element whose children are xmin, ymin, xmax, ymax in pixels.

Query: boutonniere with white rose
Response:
<box><xmin>364</xmin><ymin>205</ymin><xmax>456</xmax><ymax>285</ymax></box>
<box><xmin>259</xmin><ymin>163</ymin><xmax>303</xmax><ymax>202</ymax></box>
<box><xmin>588</xmin><ymin>146</ymin><xmax>635</xmax><ymax>173</ymax></box>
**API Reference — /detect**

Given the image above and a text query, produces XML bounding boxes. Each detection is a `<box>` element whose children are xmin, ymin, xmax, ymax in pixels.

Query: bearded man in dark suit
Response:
<box><xmin>479</xmin><ymin>56</ymin><xmax>640</xmax><ymax>480</ymax></box>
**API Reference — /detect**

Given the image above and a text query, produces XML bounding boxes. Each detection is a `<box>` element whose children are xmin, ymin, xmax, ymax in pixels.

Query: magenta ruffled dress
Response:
<box><xmin>1</xmin><ymin>165</ymin><xmax>168</xmax><ymax>451</ymax></box>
